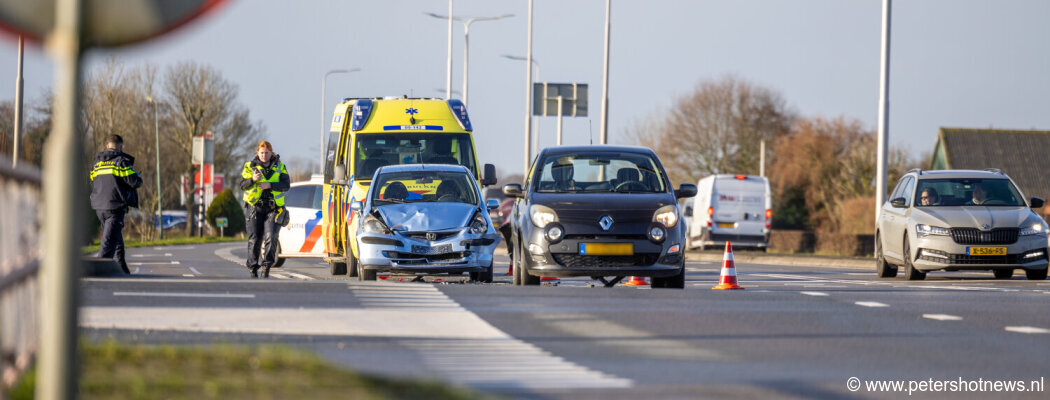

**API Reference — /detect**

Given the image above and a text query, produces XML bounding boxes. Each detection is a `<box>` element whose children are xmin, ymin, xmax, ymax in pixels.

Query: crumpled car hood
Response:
<box><xmin>377</xmin><ymin>203</ymin><xmax>477</xmax><ymax>232</ymax></box>
<box><xmin>914</xmin><ymin>206</ymin><xmax>1034</xmax><ymax>229</ymax></box>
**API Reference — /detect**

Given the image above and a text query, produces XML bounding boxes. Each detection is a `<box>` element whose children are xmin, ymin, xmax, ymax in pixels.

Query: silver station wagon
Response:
<box><xmin>876</xmin><ymin>169</ymin><xmax>1049</xmax><ymax>280</ymax></box>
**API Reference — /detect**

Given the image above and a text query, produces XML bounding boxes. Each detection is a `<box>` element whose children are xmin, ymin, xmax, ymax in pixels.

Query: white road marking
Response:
<box><xmin>181</xmin><ymin>274</ymin><xmax>194</xmax><ymax>277</ymax></box>
<box><xmin>800</xmin><ymin>291</ymin><xmax>829</xmax><ymax>296</ymax></box>
<box><xmin>132</xmin><ymin>267</ymin><xmax>140</xmax><ymax>274</ymax></box>
<box><xmin>215</xmin><ymin>245</ymin><xmax>244</xmax><ymax>265</ymax></box>
<box><xmin>188</xmin><ymin>267</ymin><xmax>202</xmax><ymax>275</ymax></box>
<box><xmin>855</xmin><ymin>301</ymin><xmax>889</xmax><ymax>308</ymax></box>
<box><xmin>84</xmin><ymin>282</ymin><xmax>633</xmax><ymax>389</ymax></box>
<box><xmin>128</xmin><ymin>261</ymin><xmax>180</xmax><ymax>266</ymax></box>
<box><xmin>113</xmin><ymin>292</ymin><xmax>255</xmax><ymax>299</ymax></box>
<box><xmin>130</xmin><ymin>253</ymin><xmax>172</xmax><ymax>258</ymax></box>
<box><xmin>1004</xmin><ymin>326</ymin><xmax>1050</xmax><ymax>334</ymax></box>
<box><xmin>270</xmin><ymin>273</ymin><xmax>291</xmax><ymax>279</ymax></box>
<box><xmin>922</xmin><ymin>314</ymin><xmax>963</xmax><ymax>321</ymax></box>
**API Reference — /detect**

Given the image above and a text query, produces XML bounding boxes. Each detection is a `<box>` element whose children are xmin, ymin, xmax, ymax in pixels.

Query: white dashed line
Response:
<box><xmin>188</xmin><ymin>267</ymin><xmax>202</xmax><ymax>275</ymax></box>
<box><xmin>181</xmin><ymin>274</ymin><xmax>194</xmax><ymax>277</ymax></box>
<box><xmin>922</xmin><ymin>314</ymin><xmax>963</xmax><ymax>321</ymax></box>
<box><xmin>855</xmin><ymin>301</ymin><xmax>889</xmax><ymax>308</ymax></box>
<box><xmin>128</xmin><ymin>261</ymin><xmax>180</xmax><ymax>266</ymax></box>
<box><xmin>800</xmin><ymin>291</ymin><xmax>829</xmax><ymax>296</ymax></box>
<box><xmin>113</xmin><ymin>292</ymin><xmax>255</xmax><ymax>299</ymax></box>
<box><xmin>1004</xmin><ymin>326</ymin><xmax>1050</xmax><ymax>334</ymax></box>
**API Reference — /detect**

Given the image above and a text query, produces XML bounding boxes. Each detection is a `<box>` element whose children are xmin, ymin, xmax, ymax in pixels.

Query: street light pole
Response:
<box><xmin>321</xmin><ymin>69</ymin><xmax>359</xmax><ymax>174</ymax></box>
<box><xmin>524</xmin><ymin>0</ymin><xmax>534</xmax><ymax>176</ymax></box>
<box><xmin>426</xmin><ymin>12</ymin><xmax>514</xmax><ymax>107</ymax></box>
<box><xmin>599</xmin><ymin>0</ymin><xmax>611</xmax><ymax>144</ymax></box>
<box><xmin>148</xmin><ymin>97</ymin><xmax>162</xmax><ymax>240</ymax></box>
<box><xmin>502</xmin><ymin>54</ymin><xmax>540</xmax><ymax>155</ymax></box>
<box><xmin>12</xmin><ymin>36</ymin><xmax>23</xmax><ymax>167</ymax></box>
<box><xmin>876</xmin><ymin>0</ymin><xmax>892</xmax><ymax>222</ymax></box>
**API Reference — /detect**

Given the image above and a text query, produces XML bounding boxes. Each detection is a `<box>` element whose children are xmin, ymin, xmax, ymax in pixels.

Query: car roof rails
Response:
<box><xmin>907</xmin><ymin>168</ymin><xmax>923</xmax><ymax>175</ymax></box>
<box><xmin>984</xmin><ymin>168</ymin><xmax>1003</xmax><ymax>175</ymax></box>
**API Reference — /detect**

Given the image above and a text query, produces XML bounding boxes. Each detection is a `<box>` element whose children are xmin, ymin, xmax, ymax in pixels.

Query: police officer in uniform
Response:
<box><xmin>90</xmin><ymin>134</ymin><xmax>143</xmax><ymax>273</ymax></box>
<box><xmin>240</xmin><ymin>140</ymin><xmax>290</xmax><ymax>278</ymax></box>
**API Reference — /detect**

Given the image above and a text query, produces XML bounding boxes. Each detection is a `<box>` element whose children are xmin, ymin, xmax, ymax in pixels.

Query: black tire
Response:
<box><xmin>653</xmin><ymin>263</ymin><xmax>686</xmax><ymax>289</ymax></box>
<box><xmin>357</xmin><ymin>261</ymin><xmax>376</xmax><ymax>281</ymax></box>
<box><xmin>470</xmin><ymin>265</ymin><xmax>494</xmax><ymax>283</ymax></box>
<box><xmin>1025</xmin><ymin>268</ymin><xmax>1048</xmax><ymax>280</ymax></box>
<box><xmin>993</xmin><ymin>269</ymin><xmax>1014</xmax><ymax>279</ymax></box>
<box><xmin>520</xmin><ymin>238</ymin><xmax>540</xmax><ymax>286</ymax></box>
<box><xmin>512</xmin><ymin>237</ymin><xmax>523</xmax><ymax>286</ymax></box>
<box><xmin>347</xmin><ymin>252</ymin><xmax>359</xmax><ymax>278</ymax></box>
<box><xmin>875</xmin><ymin>233</ymin><xmax>897</xmax><ymax>278</ymax></box>
<box><xmin>902</xmin><ymin>238</ymin><xmax>926</xmax><ymax>281</ymax></box>
<box><xmin>328</xmin><ymin>255</ymin><xmax>347</xmax><ymax>276</ymax></box>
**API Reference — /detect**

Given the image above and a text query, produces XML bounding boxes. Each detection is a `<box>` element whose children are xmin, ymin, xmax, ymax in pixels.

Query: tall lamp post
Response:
<box><xmin>321</xmin><ymin>68</ymin><xmax>359</xmax><ymax>174</ymax></box>
<box><xmin>426</xmin><ymin>12</ymin><xmax>514</xmax><ymax>107</ymax></box>
<box><xmin>147</xmin><ymin>96</ymin><xmax>162</xmax><ymax>239</ymax></box>
<box><xmin>502</xmin><ymin>54</ymin><xmax>541</xmax><ymax>155</ymax></box>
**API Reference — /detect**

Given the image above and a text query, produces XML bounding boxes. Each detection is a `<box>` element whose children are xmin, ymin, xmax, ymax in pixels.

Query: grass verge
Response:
<box><xmin>10</xmin><ymin>341</ymin><xmax>487</xmax><ymax>400</ymax></box>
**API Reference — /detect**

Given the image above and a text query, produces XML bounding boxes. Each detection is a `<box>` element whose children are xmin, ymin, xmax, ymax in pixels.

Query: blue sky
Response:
<box><xmin>2</xmin><ymin>0</ymin><xmax>1049</xmax><ymax>178</ymax></box>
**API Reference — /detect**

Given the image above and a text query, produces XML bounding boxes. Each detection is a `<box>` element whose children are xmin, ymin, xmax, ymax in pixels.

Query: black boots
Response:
<box><xmin>263</xmin><ymin>266</ymin><xmax>271</xmax><ymax>278</ymax></box>
<box><xmin>250</xmin><ymin>266</ymin><xmax>259</xmax><ymax>278</ymax></box>
<box><xmin>118</xmin><ymin>261</ymin><xmax>130</xmax><ymax>274</ymax></box>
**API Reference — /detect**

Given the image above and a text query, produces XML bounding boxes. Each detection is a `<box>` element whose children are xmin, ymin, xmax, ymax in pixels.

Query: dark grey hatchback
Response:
<box><xmin>502</xmin><ymin>146</ymin><xmax>697</xmax><ymax>288</ymax></box>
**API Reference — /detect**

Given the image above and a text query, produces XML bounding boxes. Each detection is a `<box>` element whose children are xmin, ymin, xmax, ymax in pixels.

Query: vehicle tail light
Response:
<box><xmin>707</xmin><ymin>206</ymin><xmax>714</xmax><ymax>227</ymax></box>
<box><xmin>765</xmin><ymin>209</ymin><xmax>772</xmax><ymax>229</ymax></box>
<box><xmin>735</xmin><ymin>175</ymin><xmax>747</xmax><ymax>180</ymax></box>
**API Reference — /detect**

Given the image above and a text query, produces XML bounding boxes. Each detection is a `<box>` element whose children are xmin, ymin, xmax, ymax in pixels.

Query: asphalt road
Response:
<box><xmin>81</xmin><ymin>243</ymin><xmax>1050</xmax><ymax>399</ymax></box>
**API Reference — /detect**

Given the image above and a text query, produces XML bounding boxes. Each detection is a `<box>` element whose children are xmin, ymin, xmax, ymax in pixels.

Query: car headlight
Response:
<box><xmin>1020</xmin><ymin>222</ymin><xmax>1047</xmax><ymax>236</ymax></box>
<box><xmin>362</xmin><ymin>214</ymin><xmax>390</xmax><ymax>234</ymax></box>
<box><xmin>545</xmin><ymin>222</ymin><xmax>565</xmax><ymax>243</ymax></box>
<box><xmin>653</xmin><ymin>205</ymin><xmax>678</xmax><ymax>228</ymax></box>
<box><xmin>469</xmin><ymin>212</ymin><xmax>488</xmax><ymax>234</ymax></box>
<box><xmin>915</xmin><ymin>224</ymin><xmax>950</xmax><ymax>238</ymax></box>
<box><xmin>648</xmin><ymin>223</ymin><xmax>666</xmax><ymax>243</ymax></box>
<box><xmin>529</xmin><ymin>205</ymin><xmax>558</xmax><ymax>228</ymax></box>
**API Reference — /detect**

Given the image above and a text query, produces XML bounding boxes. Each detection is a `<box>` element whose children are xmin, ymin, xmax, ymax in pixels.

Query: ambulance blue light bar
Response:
<box><xmin>352</xmin><ymin>99</ymin><xmax>373</xmax><ymax>131</ymax></box>
<box><xmin>447</xmin><ymin>99</ymin><xmax>473</xmax><ymax>131</ymax></box>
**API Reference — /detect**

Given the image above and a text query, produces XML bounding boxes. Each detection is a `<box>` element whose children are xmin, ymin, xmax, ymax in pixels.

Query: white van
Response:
<box><xmin>686</xmin><ymin>174</ymin><xmax>771</xmax><ymax>251</ymax></box>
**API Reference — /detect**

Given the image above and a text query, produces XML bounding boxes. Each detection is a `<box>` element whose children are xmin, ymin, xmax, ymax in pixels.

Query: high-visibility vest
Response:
<box><xmin>242</xmin><ymin>160</ymin><xmax>287</xmax><ymax>206</ymax></box>
<box><xmin>90</xmin><ymin>160</ymin><xmax>137</xmax><ymax>180</ymax></box>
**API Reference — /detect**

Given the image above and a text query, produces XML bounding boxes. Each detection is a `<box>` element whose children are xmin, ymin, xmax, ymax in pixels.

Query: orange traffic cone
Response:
<box><xmin>623</xmin><ymin>276</ymin><xmax>649</xmax><ymax>286</ymax></box>
<box><xmin>712</xmin><ymin>241</ymin><xmax>744</xmax><ymax>290</ymax></box>
<box><xmin>505</xmin><ymin>263</ymin><xmax>513</xmax><ymax>276</ymax></box>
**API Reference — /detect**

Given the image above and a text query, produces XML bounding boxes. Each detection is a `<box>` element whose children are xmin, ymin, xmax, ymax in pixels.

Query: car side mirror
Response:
<box><xmin>350</xmin><ymin>201</ymin><xmax>362</xmax><ymax>212</ymax></box>
<box><xmin>890</xmin><ymin>197</ymin><xmax>907</xmax><ymax>208</ymax></box>
<box><xmin>684</xmin><ymin>206</ymin><xmax>693</xmax><ymax>217</ymax></box>
<box><xmin>675</xmin><ymin>183</ymin><xmax>698</xmax><ymax>199</ymax></box>
<box><xmin>503</xmin><ymin>183</ymin><xmax>523</xmax><ymax>198</ymax></box>
<box><xmin>333</xmin><ymin>164</ymin><xmax>348</xmax><ymax>185</ymax></box>
<box><xmin>486</xmin><ymin>198</ymin><xmax>499</xmax><ymax>211</ymax></box>
<box><xmin>1030</xmin><ymin>197</ymin><xmax>1045</xmax><ymax>209</ymax></box>
<box><xmin>481</xmin><ymin>163</ymin><xmax>497</xmax><ymax>186</ymax></box>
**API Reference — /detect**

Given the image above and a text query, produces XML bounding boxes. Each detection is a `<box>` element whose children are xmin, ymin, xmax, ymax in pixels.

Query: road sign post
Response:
<box><xmin>533</xmin><ymin>82</ymin><xmax>588</xmax><ymax>146</ymax></box>
<box><xmin>216</xmin><ymin>217</ymin><xmax>228</xmax><ymax>237</ymax></box>
<box><xmin>0</xmin><ymin>1</ymin><xmax>228</xmax><ymax>396</ymax></box>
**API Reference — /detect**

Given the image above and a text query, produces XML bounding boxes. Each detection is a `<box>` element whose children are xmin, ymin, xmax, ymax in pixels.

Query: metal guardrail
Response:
<box><xmin>0</xmin><ymin>155</ymin><xmax>42</xmax><ymax>388</ymax></box>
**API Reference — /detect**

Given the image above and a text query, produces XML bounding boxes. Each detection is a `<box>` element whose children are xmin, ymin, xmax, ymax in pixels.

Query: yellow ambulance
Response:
<box><xmin>321</xmin><ymin>97</ymin><xmax>496</xmax><ymax>275</ymax></box>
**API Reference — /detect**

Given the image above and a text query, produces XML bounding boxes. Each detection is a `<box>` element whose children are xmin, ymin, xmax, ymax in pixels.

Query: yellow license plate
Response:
<box><xmin>717</xmin><ymin>222</ymin><xmax>735</xmax><ymax>228</ymax></box>
<box><xmin>579</xmin><ymin>243</ymin><xmax>634</xmax><ymax>256</ymax></box>
<box><xmin>967</xmin><ymin>246</ymin><xmax>1006</xmax><ymax>256</ymax></box>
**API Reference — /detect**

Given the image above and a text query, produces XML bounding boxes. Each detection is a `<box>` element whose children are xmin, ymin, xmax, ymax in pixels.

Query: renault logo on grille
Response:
<box><xmin>426</xmin><ymin>232</ymin><xmax>437</xmax><ymax>241</ymax></box>
<box><xmin>599</xmin><ymin>215</ymin><xmax>614</xmax><ymax>231</ymax></box>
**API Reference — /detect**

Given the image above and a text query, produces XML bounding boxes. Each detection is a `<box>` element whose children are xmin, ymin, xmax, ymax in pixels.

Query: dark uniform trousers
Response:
<box><xmin>245</xmin><ymin>201</ymin><xmax>280</xmax><ymax>274</ymax></box>
<box><xmin>96</xmin><ymin>208</ymin><xmax>127</xmax><ymax>268</ymax></box>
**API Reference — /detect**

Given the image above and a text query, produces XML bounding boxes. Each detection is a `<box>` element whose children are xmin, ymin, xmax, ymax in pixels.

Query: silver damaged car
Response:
<box><xmin>351</xmin><ymin>164</ymin><xmax>502</xmax><ymax>282</ymax></box>
<box><xmin>876</xmin><ymin>169</ymin><xmax>1049</xmax><ymax>280</ymax></box>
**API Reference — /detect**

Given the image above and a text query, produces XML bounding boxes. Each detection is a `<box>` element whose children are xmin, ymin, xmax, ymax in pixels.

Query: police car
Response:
<box><xmin>274</xmin><ymin>175</ymin><xmax>326</xmax><ymax>267</ymax></box>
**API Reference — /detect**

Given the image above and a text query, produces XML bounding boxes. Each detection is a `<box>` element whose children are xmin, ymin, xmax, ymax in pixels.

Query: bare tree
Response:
<box><xmin>631</xmin><ymin>76</ymin><xmax>795</xmax><ymax>186</ymax></box>
<box><xmin>768</xmin><ymin>116</ymin><xmax>911</xmax><ymax>233</ymax></box>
